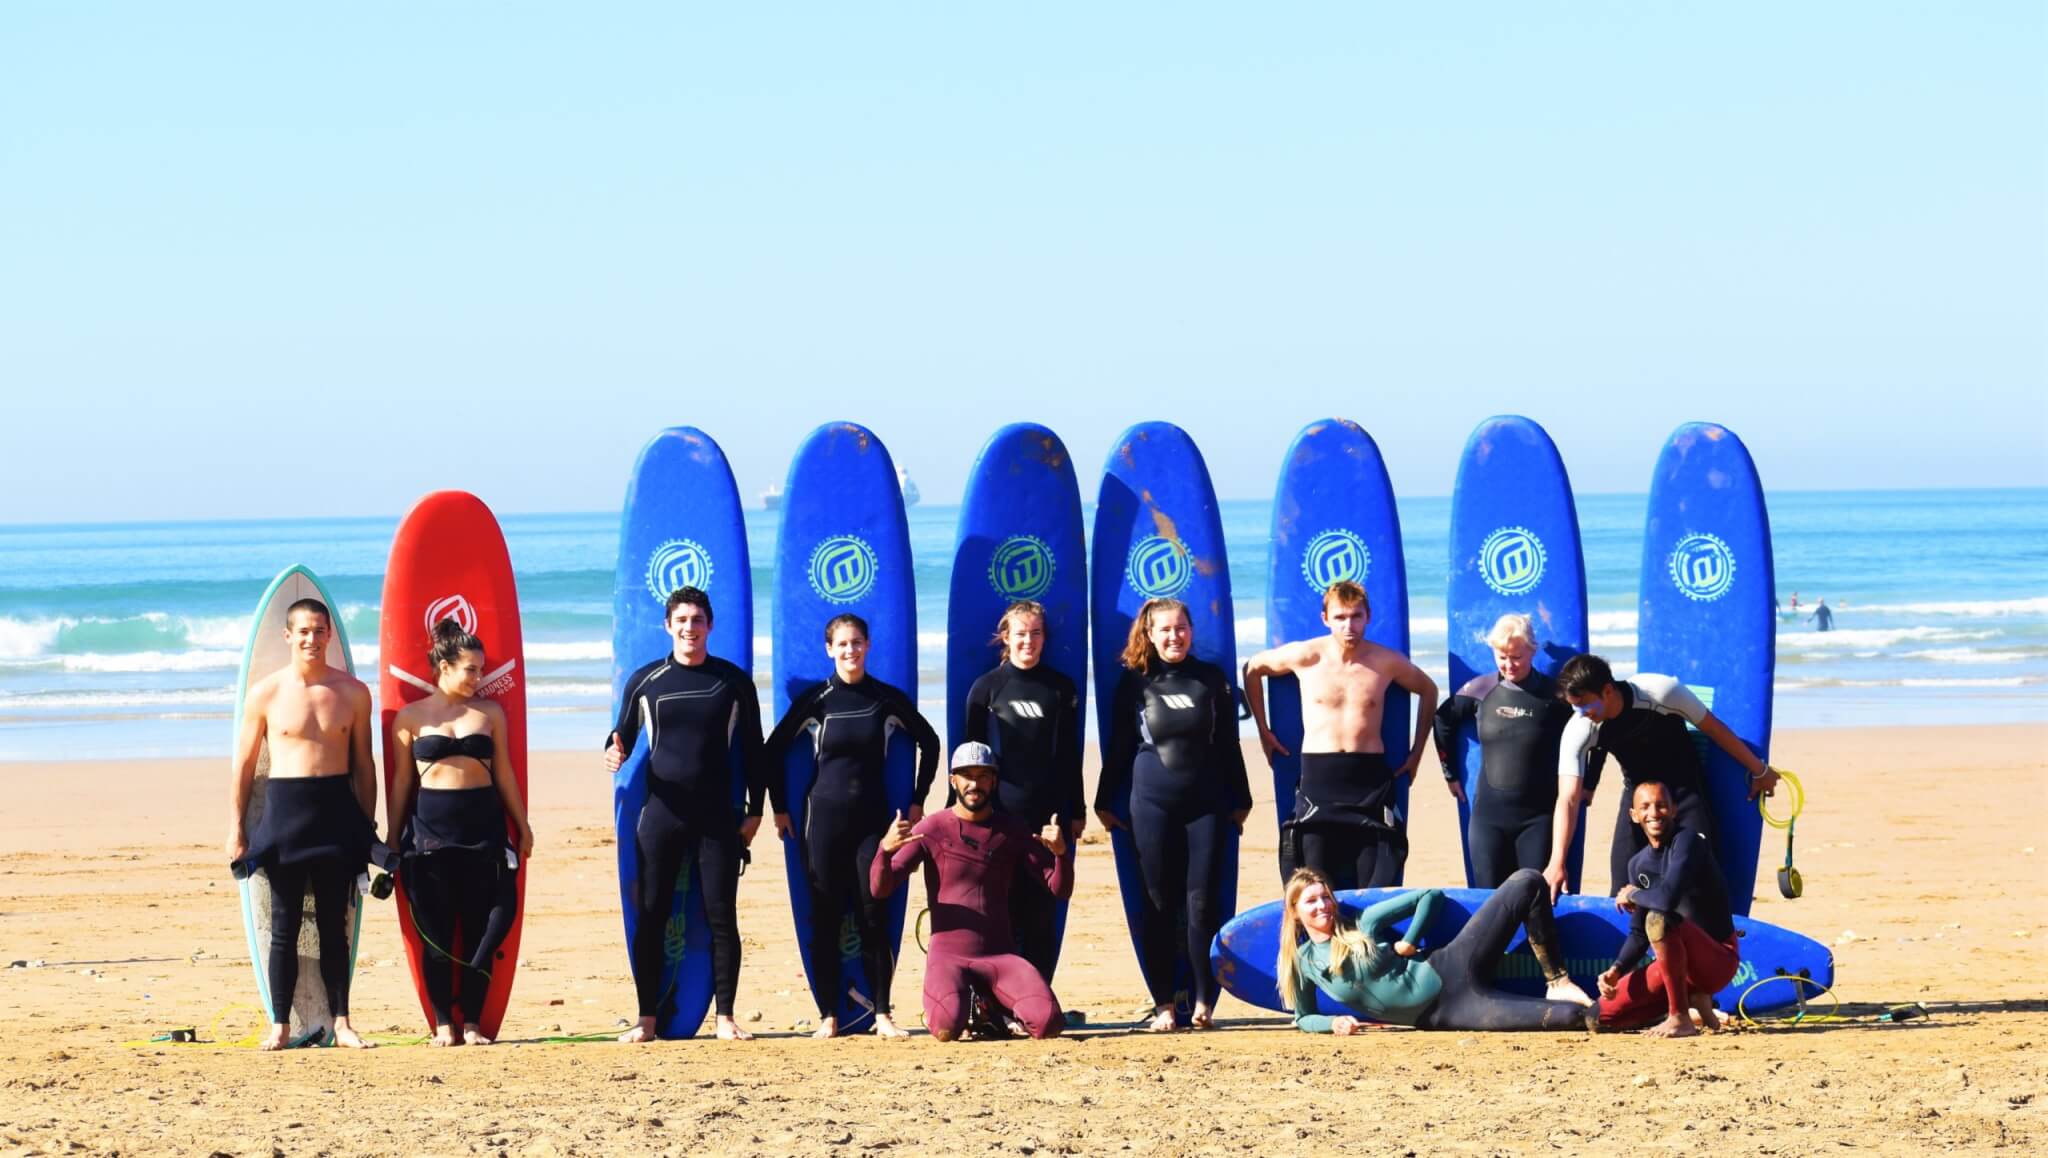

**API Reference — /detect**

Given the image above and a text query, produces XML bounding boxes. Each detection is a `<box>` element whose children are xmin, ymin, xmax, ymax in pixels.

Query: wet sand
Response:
<box><xmin>1</xmin><ymin>723</ymin><xmax>2042</xmax><ymax>1155</ymax></box>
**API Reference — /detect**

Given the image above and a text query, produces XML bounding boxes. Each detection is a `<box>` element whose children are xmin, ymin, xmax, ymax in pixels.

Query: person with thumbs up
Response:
<box><xmin>871</xmin><ymin>742</ymin><xmax>1073</xmax><ymax>1040</ymax></box>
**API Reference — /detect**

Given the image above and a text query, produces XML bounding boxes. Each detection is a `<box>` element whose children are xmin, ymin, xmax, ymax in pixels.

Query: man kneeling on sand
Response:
<box><xmin>870</xmin><ymin>743</ymin><xmax>1072</xmax><ymax>1040</ymax></box>
<box><xmin>1598</xmin><ymin>781</ymin><xmax>1742</xmax><ymax>1038</ymax></box>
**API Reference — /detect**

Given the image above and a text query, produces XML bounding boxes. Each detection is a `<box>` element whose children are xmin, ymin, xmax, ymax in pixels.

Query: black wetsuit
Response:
<box><xmin>610</xmin><ymin>655</ymin><xmax>765</xmax><ymax>1021</ymax></box>
<box><xmin>961</xmin><ymin>660</ymin><xmax>1084</xmax><ymax>981</ymax></box>
<box><xmin>1288</xmin><ymin>751</ymin><xmax>1404</xmax><ymax>890</ymax></box>
<box><xmin>1559</xmin><ymin>675</ymin><xmax>1719</xmax><ymax>894</ymax></box>
<box><xmin>1434</xmin><ymin>670</ymin><xmax>1571</xmax><ymax>887</ymax></box>
<box><xmin>235</xmin><ymin>773</ymin><xmax>384</xmax><ymax>1025</ymax></box>
<box><xmin>402</xmin><ymin>732</ymin><xmax>518</xmax><ymax>1029</ymax></box>
<box><xmin>765</xmin><ymin>674</ymin><xmax>940</xmax><ymax>1019</ymax></box>
<box><xmin>1096</xmin><ymin>658</ymin><xmax>1252</xmax><ymax>1011</ymax></box>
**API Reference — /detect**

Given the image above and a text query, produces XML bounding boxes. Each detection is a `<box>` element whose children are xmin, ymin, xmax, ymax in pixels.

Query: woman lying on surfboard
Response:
<box><xmin>1276</xmin><ymin>867</ymin><xmax>1595</xmax><ymax>1034</ymax></box>
<box><xmin>765</xmin><ymin>612</ymin><xmax>942</xmax><ymax>1039</ymax></box>
<box><xmin>389</xmin><ymin>618</ymin><xmax>534</xmax><ymax>1046</ymax></box>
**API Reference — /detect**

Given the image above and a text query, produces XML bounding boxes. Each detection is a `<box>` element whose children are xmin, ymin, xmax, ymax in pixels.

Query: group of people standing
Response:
<box><xmin>225</xmin><ymin>576</ymin><xmax>1778</xmax><ymax>1051</ymax></box>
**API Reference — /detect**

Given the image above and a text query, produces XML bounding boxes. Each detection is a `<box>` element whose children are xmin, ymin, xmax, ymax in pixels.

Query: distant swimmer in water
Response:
<box><xmin>1599</xmin><ymin>782</ymin><xmax>1742</xmax><ymax>1038</ymax></box>
<box><xmin>870</xmin><ymin>742</ymin><xmax>1072</xmax><ymax>1040</ymax></box>
<box><xmin>227</xmin><ymin>597</ymin><xmax>387</xmax><ymax>1051</ymax></box>
<box><xmin>1097</xmin><ymin>597</ymin><xmax>1252</xmax><ymax>1031</ymax></box>
<box><xmin>1431</xmin><ymin>613</ymin><xmax>1572</xmax><ymax>887</ymax></box>
<box><xmin>1276</xmin><ymin>867</ymin><xmax>1594</xmax><ymax>1034</ymax></box>
<box><xmin>604</xmin><ymin>586</ymin><xmax>765</xmax><ymax>1044</ymax></box>
<box><xmin>1243</xmin><ymin>580</ymin><xmax>1438</xmax><ymax>890</ymax></box>
<box><xmin>391</xmin><ymin>619</ymin><xmax>533</xmax><ymax>1046</ymax></box>
<box><xmin>764</xmin><ymin>613</ymin><xmax>942</xmax><ymax>1039</ymax></box>
<box><xmin>960</xmin><ymin>599</ymin><xmax>1085</xmax><ymax>983</ymax></box>
<box><xmin>1807</xmin><ymin>598</ymin><xmax>1834</xmax><ymax>632</ymax></box>
<box><xmin>1545</xmin><ymin>655</ymin><xmax>1780</xmax><ymax>903</ymax></box>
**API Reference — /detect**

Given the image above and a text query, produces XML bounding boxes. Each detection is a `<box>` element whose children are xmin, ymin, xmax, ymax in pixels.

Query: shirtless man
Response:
<box><xmin>1243</xmin><ymin>581</ymin><xmax>1438</xmax><ymax>888</ymax></box>
<box><xmin>227</xmin><ymin>598</ymin><xmax>383</xmax><ymax>1051</ymax></box>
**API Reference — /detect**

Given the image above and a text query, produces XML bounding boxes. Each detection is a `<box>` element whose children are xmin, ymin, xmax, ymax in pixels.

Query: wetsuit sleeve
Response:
<box><xmin>869</xmin><ymin>818</ymin><xmax>933</xmax><ymax>899</ymax></box>
<box><xmin>1613</xmin><ymin>909</ymin><xmax>1652</xmax><ymax>975</ymax></box>
<box><xmin>963</xmin><ymin>671</ymin><xmax>995</xmax><ymax>745</ymax></box>
<box><xmin>761</xmin><ymin>686</ymin><xmax>822</xmax><ymax>815</ymax></box>
<box><xmin>609</xmin><ymin>661</ymin><xmax>661</xmax><ymax>753</ymax></box>
<box><xmin>1558</xmin><ymin>715</ymin><xmax>1599</xmax><ymax>786</ymax></box>
<box><xmin>1290</xmin><ymin>945</ymin><xmax>1336</xmax><ymax>1034</ymax></box>
<box><xmin>1359</xmin><ymin>889</ymin><xmax>1440</xmax><ymax>948</ymax></box>
<box><xmin>1432</xmin><ymin>693</ymin><xmax>1478</xmax><ymax>773</ymax></box>
<box><xmin>1095</xmin><ymin>673</ymin><xmax>1141</xmax><ymax>813</ymax></box>
<box><xmin>888</xmin><ymin>688</ymin><xmax>944</xmax><ymax>808</ymax></box>
<box><xmin>1019</xmin><ymin>823</ymin><xmax>1074</xmax><ymax>900</ymax></box>
<box><xmin>1634</xmin><ymin>674</ymin><xmax>1708</xmax><ymax>725</ymax></box>
<box><xmin>1208</xmin><ymin>667</ymin><xmax>1253</xmax><ymax>812</ymax></box>
<box><xmin>1060</xmin><ymin>682</ymin><xmax>1086</xmax><ymax>826</ymax></box>
<box><xmin>732</xmin><ymin>668</ymin><xmax>769</xmax><ymax>817</ymax></box>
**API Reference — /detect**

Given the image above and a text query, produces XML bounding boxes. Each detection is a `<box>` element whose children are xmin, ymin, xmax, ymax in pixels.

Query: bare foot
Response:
<box><xmin>1189</xmin><ymin>1003</ymin><xmax>1215</xmax><ymax>1029</ymax></box>
<box><xmin>1642</xmin><ymin>1014</ymin><xmax>1700</xmax><ymax>1039</ymax></box>
<box><xmin>1547</xmin><ymin>977</ymin><xmax>1595</xmax><ymax>1007</ymax></box>
<box><xmin>332</xmin><ymin>1020</ymin><xmax>375</xmax><ymax>1049</ymax></box>
<box><xmin>1144</xmin><ymin>1006</ymin><xmax>1178</xmax><ymax>1033</ymax></box>
<box><xmin>258</xmin><ymin>1024</ymin><xmax>291</xmax><ymax>1052</ymax></box>
<box><xmin>461</xmin><ymin>1024</ymin><xmax>492</xmax><ymax>1046</ymax></box>
<box><xmin>714</xmin><ymin>1015</ymin><xmax>753</xmax><ymax>1041</ymax></box>
<box><xmin>811</xmin><ymin>1016</ymin><xmax>840</xmax><ymax>1040</ymax></box>
<box><xmin>617</xmin><ymin>1018</ymin><xmax>656</xmax><ymax>1044</ymax></box>
<box><xmin>1688</xmin><ymin>992</ymin><xmax>1723</xmax><ymax>1033</ymax></box>
<box><xmin>431</xmin><ymin>1024</ymin><xmax>461</xmax><ymax>1047</ymax></box>
<box><xmin>874</xmin><ymin>1013</ymin><xmax>911</xmax><ymax>1039</ymax></box>
<box><xmin>1003</xmin><ymin>1016</ymin><xmax>1029</xmax><ymax>1038</ymax></box>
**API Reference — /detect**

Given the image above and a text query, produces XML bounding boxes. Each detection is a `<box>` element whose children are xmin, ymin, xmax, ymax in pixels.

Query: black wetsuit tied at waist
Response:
<box><xmin>236</xmin><ymin>773</ymin><xmax>387</xmax><ymax>877</ymax></box>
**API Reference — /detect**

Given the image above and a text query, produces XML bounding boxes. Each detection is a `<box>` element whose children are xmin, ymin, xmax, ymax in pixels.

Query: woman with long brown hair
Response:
<box><xmin>1094</xmin><ymin>597</ymin><xmax>1251</xmax><ymax>1032</ymax></box>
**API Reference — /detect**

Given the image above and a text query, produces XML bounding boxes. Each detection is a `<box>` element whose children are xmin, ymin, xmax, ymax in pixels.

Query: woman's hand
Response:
<box><xmin>1094</xmin><ymin>807</ymin><xmax>1123</xmax><ymax>832</ymax></box>
<box><xmin>517</xmin><ymin>826</ymin><xmax>535</xmax><ymax>861</ymax></box>
<box><xmin>1329</xmin><ymin>1015</ymin><xmax>1366</xmax><ymax>1036</ymax></box>
<box><xmin>1393</xmin><ymin>940</ymin><xmax>1420</xmax><ymax>958</ymax></box>
<box><xmin>1229</xmin><ymin>808</ymin><xmax>1250</xmax><ymax>832</ymax></box>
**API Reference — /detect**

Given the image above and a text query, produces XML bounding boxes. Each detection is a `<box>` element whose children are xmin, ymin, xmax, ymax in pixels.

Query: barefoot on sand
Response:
<box><xmin>431</xmin><ymin>1025</ymin><xmax>461</xmax><ymax>1047</ymax></box>
<box><xmin>617</xmin><ymin>1019</ymin><xmax>655</xmax><ymax>1044</ymax></box>
<box><xmin>461</xmin><ymin>1025</ymin><xmax>492</xmax><ymax>1046</ymax></box>
<box><xmin>873</xmin><ymin>1013</ymin><xmax>910</xmax><ymax>1039</ymax></box>
<box><xmin>714</xmin><ymin>1015</ymin><xmax>753</xmax><ymax>1041</ymax></box>
<box><xmin>1547</xmin><ymin>976</ymin><xmax>1595</xmax><ymax>1007</ymax></box>
<box><xmin>331</xmin><ymin>1021</ymin><xmax>375</xmax><ymax>1049</ymax></box>
<box><xmin>1642</xmin><ymin>1014</ymin><xmax>1700</xmax><ymax>1039</ymax></box>
<box><xmin>811</xmin><ymin>1016</ymin><xmax>839</xmax><ymax>1040</ymax></box>
<box><xmin>1689</xmin><ymin>992</ymin><xmax>1723</xmax><ymax>1033</ymax></box>
<box><xmin>1143</xmin><ymin>1007</ymin><xmax>1177</xmax><ymax>1033</ymax></box>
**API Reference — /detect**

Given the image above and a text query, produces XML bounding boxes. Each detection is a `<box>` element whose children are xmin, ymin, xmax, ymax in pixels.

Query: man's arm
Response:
<box><xmin>226</xmin><ymin>684</ymin><xmax>268</xmax><ymax>860</ymax></box>
<box><xmin>869</xmin><ymin>813</ymin><xmax>931</xmax><ymax>899</ymax></box>
<box><xmin>347</xmin><ymin>681</ymin><xmax>378</xmax><ymax>822</ymax></box>
<box><xmin>1695</xmin><ymin>711</ymin><xmax>1778</xmax><ymax>799</ymax></box>
<box><xmin>1384</xmin><ymin>653</ymin><xmax>1439</xmax><ymax>780</ymax></box>
<box><xmin>734</xmin><ymin>673</ymin><xmax>769</xmax><ymax>819</ymax></box>
<box><xmin>1542</xmin><ymin>715</ymin><xmax>1599</xmax><ymax>900</ymax></box>
<box><xmin>387</xmin><ymin>710</ymin><xmax>417</xmax><ymax>848</ymax></box>
<box><xmin>1241</xmin><ymin>642</ymin><xmax>1314</xmax><ymax>759</ymax></box>
<box><xmin>604</xmin><ymin>661</ymin><xmax>659</xmax><ymax>771</ymax></box>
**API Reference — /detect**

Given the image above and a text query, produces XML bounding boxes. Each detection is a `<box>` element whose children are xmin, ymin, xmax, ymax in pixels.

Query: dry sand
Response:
<box><xmin>2</xmin><ymin>724</ymin><xmax>2043</xmax><ymax>1155</ymax></box>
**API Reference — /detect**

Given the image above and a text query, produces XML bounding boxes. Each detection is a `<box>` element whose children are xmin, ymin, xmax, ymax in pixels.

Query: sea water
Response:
<box><xmin>0</xmin><ymin>489</ymin><xmax>2040</xmax><ymax>760</ymax></box>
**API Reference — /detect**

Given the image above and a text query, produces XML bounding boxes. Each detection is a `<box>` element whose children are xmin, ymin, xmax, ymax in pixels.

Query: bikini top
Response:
<box><xmin>412</xmin><ymin>731</ymin><xmax>495</xmax><ymax>767</ymax></box>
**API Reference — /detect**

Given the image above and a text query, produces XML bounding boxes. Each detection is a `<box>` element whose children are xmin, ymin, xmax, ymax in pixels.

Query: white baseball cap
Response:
<box><xmin>950</xmin><ymin>741</ymin><xmax>998</xmax><ymax>771</ymax></box>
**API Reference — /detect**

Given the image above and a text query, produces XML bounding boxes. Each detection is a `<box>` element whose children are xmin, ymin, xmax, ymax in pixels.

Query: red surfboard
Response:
<box><xmin>378</xmin><ymin>491</ymin><xmax>527</xmax><ymax>1039</ymax></box>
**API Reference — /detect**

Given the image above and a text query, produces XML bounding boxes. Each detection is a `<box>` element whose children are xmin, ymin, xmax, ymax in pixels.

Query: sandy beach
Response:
<box><xmin>2</xmin><ymin>723</ymin><xmax>2042</xmax><ymax>1155</ymax></box>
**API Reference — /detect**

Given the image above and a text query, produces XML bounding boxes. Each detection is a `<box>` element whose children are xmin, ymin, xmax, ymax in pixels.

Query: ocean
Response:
<box><xmin>0</xmin><ymin>489</ymin><xmax>2041</xmax><ymax>761</ymax></box>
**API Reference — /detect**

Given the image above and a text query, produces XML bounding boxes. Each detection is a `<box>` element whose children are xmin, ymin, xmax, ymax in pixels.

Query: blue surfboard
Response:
<box><xmin>609</xmin><ymin>427</ymin><xmax>752</xmax><ymax>1039</ymax></box>
<box><xmin>1639</xmin><ymin>422</ymin><xmax>1775</xmax><ymax>916</ymax></box>
<box><xmin>1265</xmin><ymin>419</ymin><xmax>1413</xmax><ymax>883</ymax></box>
<box><xmin>948</xmin><ymin>423</ymin><xmax>1087</xmax><ymax>977</ymax></box>
<box><xmin>1212</xmin><ymin>886</ymin><xmax>1832</xmax><ymax>1018</ymax></box>
<box><xmin>1447</xmin><ymin>416</ymin><xmax>1590</xmax><ymax>890</ymax></box>
<box><xmin>1090</xmin><ymin>420</ymin><xmax>1240</xmax><ymax>1012</ymax></box>
<box><xmin>774</xmin><ymin>421</ymin><xmax>917</xmax><ymax>1029</ymax></box>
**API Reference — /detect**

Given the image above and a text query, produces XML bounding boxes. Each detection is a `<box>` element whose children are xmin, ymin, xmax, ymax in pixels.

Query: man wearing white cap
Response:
<box><xmin>870</xmin><ymin>741</ymin><xmax>1073</xmax><ymax>1040</ymax></box>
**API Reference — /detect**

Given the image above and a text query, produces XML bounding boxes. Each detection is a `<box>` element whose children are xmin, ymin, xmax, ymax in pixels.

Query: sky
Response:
<box><xmin>2</xmin><ymin>3</ymin><xmax>2042</xmax><ymax>524</ymax></box>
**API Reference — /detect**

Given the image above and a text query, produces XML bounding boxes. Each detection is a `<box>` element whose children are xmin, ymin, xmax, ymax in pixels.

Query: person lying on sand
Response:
<box><xmin>1278</xmin><ymin>867</ymin><xmax>1595</xmax><ymax>1034</ymax></box>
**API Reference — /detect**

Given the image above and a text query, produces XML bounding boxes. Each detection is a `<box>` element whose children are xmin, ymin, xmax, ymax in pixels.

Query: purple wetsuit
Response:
<box><xmin>870</xmin><ymin>810</ymin><xmax>1073</xmax><ymax>1039</ymax></box>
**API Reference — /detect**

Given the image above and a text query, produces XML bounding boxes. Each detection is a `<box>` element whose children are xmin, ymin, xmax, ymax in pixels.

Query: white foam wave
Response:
<box><xmin>1590</xmin><ymin>632</ymin><xmax>1638</xmax><ymax>650</ymax></box>
<box><xmin>1825</xmin><ymin>596</ymin><xmax>2048</xmax><ymax>618</ymax></box>
<box><xmin>524</xmin><ymin>641</ymin><xmax>612</xmax><ymax>662</ymax></box>
<box><xmin>0</xmin><ymin>687</ymin><xmax>235</xmax><ymax>710</ymax></box>
<box><xmin>1588</xmin><ymin>610</ymin><xmax>1639</xmax><ymax>632</ymax></box>
<box><xmin>0</xmin><ymin>617</ymin><xmax>65</xmax><ymax>660</ymax></box>
<box><xmin>1777</xmin><ymin>627</ymin><xmax>1996</xmax><ymax>650</ymax></box>
<box><xmin>527</xmin><ymin>681</ymin><xmax>613</xmax><ymax>699</ymax></box>
<box><xmin>1777</xmin><ymin>675</ymin><xmax>2041</xmax><ymax>691</ymax></box>
<box><xmin>1898</xmin><ymin>648</ymin><xmax>2043</xmax><ymax>665</ymax></box>
<box><xmin>58</xmin><ymin>649</ymin><xmax>243</xmax><ymax>674</ymax></box>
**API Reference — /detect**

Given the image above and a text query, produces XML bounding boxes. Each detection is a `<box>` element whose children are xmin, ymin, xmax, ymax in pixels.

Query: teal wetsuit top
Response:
<box><xmin>1288</xmin><ymin>889</ymin><xmax>1445</xmax><ymax>1032</ymax></box>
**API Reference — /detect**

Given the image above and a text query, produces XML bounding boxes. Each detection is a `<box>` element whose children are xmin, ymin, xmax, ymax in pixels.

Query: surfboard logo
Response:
<box><xmin>988</xmin><ymin>535</ymin><xmax>1055</xmax><ymax>600</ymax></box>
<box><xmin>645</xmin><ymin>538</ymin><xmax>714</xmax><ymax>604</ymax></box>
<box><xmin>1668</xmin><ymin>532</ymin><xmax>1737</xmax><ymax>602</ymax></box>
<box><xmin>1479</xmin><ymin>526</ymin><xmax>1547</xmax><ymax>597</ymax></box>
<box><xmin>1301</xmin><ymin>529</ymin><xmax>1369</xmax><ymax>593</ymax></box>
<box><xmin>1125</xmin><ymin>535</ymin><xmax>1194</xmax><ymax>599</ymax></box>
<box><xmin>808</xmin><ymin>535</ymin><xmax>879</xmax><ymax>604</ymax></box>
<box><xmin>424</xmin><ymin>594</ymin><xmax>478</xmax><ymax>636</ymax></box>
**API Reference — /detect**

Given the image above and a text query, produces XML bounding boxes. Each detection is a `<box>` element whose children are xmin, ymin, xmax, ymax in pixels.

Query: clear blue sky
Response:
<box><xmin>2</xmin><ymin>3</ymin><xmax>2042</xmax><ymax>523</ymax></box>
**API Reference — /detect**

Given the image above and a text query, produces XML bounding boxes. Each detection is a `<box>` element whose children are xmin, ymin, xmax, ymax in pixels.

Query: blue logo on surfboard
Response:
<box><xmin>1668</xmin><ymin>532</ymin><xmax>1737</xmax><ymax>602</ymax></box>
<box><xmin>1478</xmin><ymin>526</ymin><xmax>1546</xmax><ymax>597</ymax></box>
<box><xmin>988</xmin><ymin>535</ymin><xmax>1056</xmax><ymax>600</ymax></box>
<box><xmin>808</xmin><ymin>535</ymin><xmax>879</xmax><ymax>604</ymax></box>
<box><xmin>1126</xmin><ymin>535</ymin><xmax>1194</xmax><ymax>599</ymax></box>
<box><xmin>645</xmin><ymin>538</ymin><xmax>714</xmax><ymax>604</ymax></box>
<box><xmin>1300</xmin><ymin>529</ymin><xmax>1369</xmax><ymax>592</ymax></box>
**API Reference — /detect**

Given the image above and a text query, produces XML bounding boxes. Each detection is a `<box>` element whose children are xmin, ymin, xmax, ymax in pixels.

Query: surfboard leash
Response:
<box><xmin>1760</xmin><ymin>767</ymin><xmax>1806</xmax><ymax>899</ymax></box>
